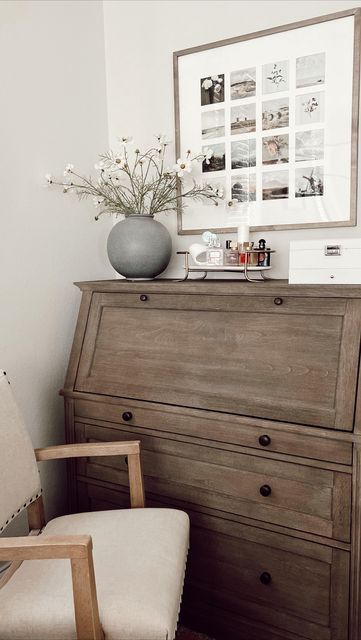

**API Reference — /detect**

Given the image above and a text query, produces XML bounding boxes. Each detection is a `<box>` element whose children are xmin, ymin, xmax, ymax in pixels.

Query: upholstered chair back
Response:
<box><xmin>0</xmin><ymin>370</ymin><xmax>41</xmax><ymax>533</ymax></box>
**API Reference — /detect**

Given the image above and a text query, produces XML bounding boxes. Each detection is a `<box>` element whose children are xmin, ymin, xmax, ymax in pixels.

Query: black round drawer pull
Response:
<box><xmin>259</xmin><ymin>434</ymin><xmax>271</xmax><ymax>447</ymax></box>
<box><xmin>260</xmin><ymin>484</ymin><xmax>272</xmax><ymax>497</ymax></box>
<box><xmin>140</xmin><ymin>294</ymin><xmax>148</xmax><ymax>302</ymax></box>
<box><xmin>122</xmin><ymin>411</ymin><xmax>133</xmax><ymax>422</ymax></box>
<box><xmin>260</xmin><ymin>572</ymin><xmax>271</xmax><ymax>585</ymax></box>
<box><xmin>274</xmin><ymin>297</ymin><xmax>283</xmax><ymax>305</ymax></box>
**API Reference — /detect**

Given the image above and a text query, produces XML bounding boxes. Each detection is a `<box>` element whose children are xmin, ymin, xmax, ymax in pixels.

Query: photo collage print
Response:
<box><xmin>200</xmin><ymin>52</ymin><xmax>325</xmax><ymax>203</ymax></box>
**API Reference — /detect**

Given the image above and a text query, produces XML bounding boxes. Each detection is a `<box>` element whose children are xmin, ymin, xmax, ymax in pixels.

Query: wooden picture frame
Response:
<box><xmin>174</xmin><ymin>8</ymin><xmax>361</xmax><ymax>235</ymax></box>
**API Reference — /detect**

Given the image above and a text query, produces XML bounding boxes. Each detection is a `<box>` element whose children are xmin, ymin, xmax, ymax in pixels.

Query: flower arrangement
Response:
<box><xmin>46</xmin><ymin>135</ymin><xmax>223</xmax><ymax>220</ymax></box>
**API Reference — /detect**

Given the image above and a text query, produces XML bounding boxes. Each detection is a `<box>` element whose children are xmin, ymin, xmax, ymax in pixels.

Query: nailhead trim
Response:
<box><xmin>0</xmin><ymin>489</ymin><xmax>43</xmax><ymax>532</ymax></box>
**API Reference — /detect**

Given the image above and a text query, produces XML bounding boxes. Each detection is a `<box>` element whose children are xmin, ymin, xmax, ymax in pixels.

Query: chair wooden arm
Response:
<box><xmin>35</xmin><ymin>441</ymin><xmax>145</xmax><ymax>508</ymax></box>
<box><xmin>0</xmin><ymin>535</ymin><xmax>103</xmax><ymax>640</ymax></box>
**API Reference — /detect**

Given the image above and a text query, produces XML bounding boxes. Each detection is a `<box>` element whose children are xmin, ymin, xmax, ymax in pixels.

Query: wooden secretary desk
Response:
<box><xmin>61</xmin><ymin>279</ymin><xmax>361</xmax><ymax>640</ymax></box>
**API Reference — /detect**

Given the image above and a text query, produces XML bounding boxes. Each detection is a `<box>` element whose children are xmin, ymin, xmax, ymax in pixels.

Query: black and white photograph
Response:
<box><xmin>200</xmin><ymin>74</ymin><xmax>224</xmax><ymax>105</ymax></box>
<box><xmin>201</xmin><ymin>109</ymin><xmax>225</xmax><ymax>139</ymax></box>
<box><xmin>262</xmin><ymin>170</ymin><xmax>289</xmax><ymax>200</ymax></box>
<box><xmin>230</xmin><ymin>67</ymin><xmax>256</xmax><ymax>99</ymax></box>
<box><xmin>231</xmin><ymin>174</ymin><xmax>256</xmax><ymax>202</ymax></box>
<box><xmin>230</xmin><ymin>104</ymin><xmax>256</xmax><ymax>135</ymax></box>
<box><xmin>296</xmin><ymin>91</ymin><xmax>325</xmax><ymax>125</ymax></box>
<box><xmin>202</xmin><ymin>143</ymin><xmax>226</xmax><ymax>172</ymax></box>
<box><xmin>231</xmin><ymin>139</ymin><xmax>256</xmax><ymax>169</ymax></box>
<box><xmin>262</xmin><ymin>97</ymin><xmax>289</xmax><ymax>130</ymax></box>
<box><xmin>262</xmin><ymin>134</ymin><xmax>289</xmax><ymax>165</ymax></box>
<box><xmin>296</xmin><ymin>52</ymin><xmax>325</xmax><ymax>88</ymax></box>
<box><xmin>295</xmin><ymin>166</ymin><xmax>324</xmax><ymax>197</ymax></box>
<box><xmin>295</xmin><ymin>129</ymin><xmax>324</xmax><ymax>161</ymax></box>
<box><xmin>262</xmin><ymin>60</ymin><xmax>289</xmax><ymax>94</ymax></box>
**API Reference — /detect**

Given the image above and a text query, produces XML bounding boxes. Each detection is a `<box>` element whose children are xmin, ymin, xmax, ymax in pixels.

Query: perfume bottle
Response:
<box><xmin>224</xmin><ymin>240</ymin><xmax>239</xmax><ymax>265</ymax></box>
<box><xmin>239</xmin><ymin>242</ymin><xmax>253</xmax><ymax>265</ymax></box>
<box><xmin>206</xmin><ymin>234</ymin><xmax>224</xmax><ymax>265</ymax></box>
<box><xmin>258</xmin><ymin>239</ymin><xmax>267</xmax><ymax>267</ymax></box>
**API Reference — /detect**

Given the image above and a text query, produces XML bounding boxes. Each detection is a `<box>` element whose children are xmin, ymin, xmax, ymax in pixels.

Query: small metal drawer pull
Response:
<box><xmin>140</xmin><ymin>294</ymin><xmax>148</xmax><ymax>302</ymax></box>
<box><xmin>260</xmin><ymin>572</ymin><xmax>271</xmax><ymax>585</ymax></box>
<box><xmin>259</xmin><ymin>435</ymin><xmax>271</xmax><ymax>447</ymax></box>
<box><xmin>122</xmin><ymin>411</ymin><xmax>133</xmax><ymax>422</ymax></box>
<box><xmin>260</xmin><ymin>484</ymin><xmax>272</xmax><ymax>497</ymax></box>
<box><xmin>274</xmin><ymin>297</ymin><xmax>283</xmax><ymax>305</ymax></box>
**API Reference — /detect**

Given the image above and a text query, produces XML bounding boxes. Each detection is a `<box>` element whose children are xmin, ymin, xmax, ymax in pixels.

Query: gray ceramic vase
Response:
<box><xmin>107</xmin><ymin>214</ymin><xmax>172</xmax><ymax>280</ymax></box>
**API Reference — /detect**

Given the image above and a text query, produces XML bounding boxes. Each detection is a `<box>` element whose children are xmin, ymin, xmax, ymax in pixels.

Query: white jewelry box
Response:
<box><xmin>289</xmin><ymin>239</ymin><xmax>361</xmax><ymax>284</ymax></box>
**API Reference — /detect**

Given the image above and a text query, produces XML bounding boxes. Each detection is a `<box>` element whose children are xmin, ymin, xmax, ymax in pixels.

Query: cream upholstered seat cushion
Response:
<box><xmin>0</xmin><ymin>508</ymin><xmax>189</xmax><ymax>640</ymax></box>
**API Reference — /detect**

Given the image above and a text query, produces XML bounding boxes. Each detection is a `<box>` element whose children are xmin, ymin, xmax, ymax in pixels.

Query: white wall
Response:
<box><xmin>103</xmin><ymin>0</ymin><xmax>361</xmax><ymax>279</ymax></box>
<box><xmin>0</xmin><ymin>0</ymin><xmax>112</xmax><ymax>522</ymax></box>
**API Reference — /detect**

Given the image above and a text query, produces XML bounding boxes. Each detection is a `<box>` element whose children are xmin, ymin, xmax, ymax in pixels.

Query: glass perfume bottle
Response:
<box><xmin>257</xmin><ymin>239</ymin><xmax>267</xmax><ymax>266</ymax></box>
<box><xmin>206</xmin><ymin>234</ymin><xmax>223</xmax><ymax>265</ymax></box>
<box><xmin>225</xmin><ymin>240</ymin><xmax>239</xmax><ymax>265</ymax></box>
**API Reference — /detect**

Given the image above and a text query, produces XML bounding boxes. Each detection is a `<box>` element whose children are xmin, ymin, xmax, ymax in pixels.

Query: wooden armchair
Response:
<box><xmin>0</xmin><ymin>371</ymin><xmax>189</xmax><ymax>640</ymax></box>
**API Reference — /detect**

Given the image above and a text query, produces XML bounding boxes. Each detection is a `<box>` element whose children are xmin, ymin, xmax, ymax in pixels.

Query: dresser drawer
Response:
<box><xmin>74</xmin><ymin>421</ymin><xmax>351</xmax><ymax>542</ymax></box>
<box><xmin>73</xmin><ymin>292</ymin><xmax>361</xmax><ymax>429</ymax></box>
<box><xmin>184</xmin><ymin>511</ymin><xmax>349</xmax><ymax>640</ymax></box>
<box><xmin>74</xmin><ymin>477</ymin><xmax>349</xmax><ymax>640</ymax></box>
<box><xmin>74</xmin><ymin>398</ymin><xmax>353</xmax><ymax>466</ymax></box>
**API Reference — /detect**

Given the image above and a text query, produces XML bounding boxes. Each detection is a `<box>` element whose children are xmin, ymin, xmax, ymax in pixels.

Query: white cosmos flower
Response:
<box><xmin>63</xmin><ymin>163</ymin><xmax>74</xmax><ymax>175</ymax></box>
<box><xmin>113</xmin><ymin>154</ymin><xmax>126</xmax><ymax>168</ymax></box>
<box><xmin>202</xmin><ymin>78</ymin><xmax>213</xmax><ymax>90</ymax></box>
<box><xmin>94</xmin><ymin>161</ymin><xmax>105</xmax><ymax>172</ymax></box>
<box><xmin>173</xmin><ymin>158</ymin><xmax>192</xmax><ymax>177</ymax></box>
<box><xmin>45</xmin><ymin>173</ymin><xmax>53</xmax><ymax>185</ymax></box>
<box><xmin>93</xmin><ymin>196</ymin><xmax>105</xmax><ymax>208</ymax></box>
<box><xmin>118</xmin><ymin>136</ymin><xmax>133</xmax><ymax>146</ymax></box>
<box><xmin>156</xmin><ymin>133</ymin><xmax>171</xmax><ymax>146</ymax></box>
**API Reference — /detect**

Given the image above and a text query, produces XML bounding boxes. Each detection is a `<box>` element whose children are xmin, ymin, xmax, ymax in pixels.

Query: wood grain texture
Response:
<box><xmin>0</xmin><ymin>535</ymin><xmax>92</xmax><ymax>560</ymax></box>
<box><xmin>62</xmin><ymin>280</ymin><xmax>361</xmax><ymax>640</ymax></box>
<box><xmin>27</xmin><ymin>495</ymin><xmax>46</xmax><ymax>531</ymax></box>
<box><xmin>35</xmin><ymin>440</ymin><xmax>145</xmax><ymax>510</ymax></box>
<box><xmin>73</xmin><ymin>396</ymin><xmax>353</xmax><ymax>465</ymax></box>
<box><xmin>75</xmin><ymin>476</ymin><xmax>350</xmax><ymax>552</ymax></box>
<box><xmin>71</xmin><ymin>551</ymin><xmax>104</xmax><ymax>640</ymax></box>
<box><xmin>182</xmin><ymin>511</ymin><xmax>349</xmax><ymax>640</ymax></box>
<box><xmin>350</xmin><ymin>442</ymin><xmax>361</xmax><ymax>640</ymax></box>
<box><xmin>0</xmin><ymin>534</ymin><xmax>104</xmax><ymax>640</ymax></box>
<box><xmin>64</xmin><ymin>291</ymin><xmax>93</xmax><ymax>391</ymax></box>
<box><xmin>35</xmin><ymin>441</ymin><xmax>140</xmax><ymax>461</ymax></box>
<box><xmin>76</xmin><ymin>421</ymin><xmax>351</xmax><ymax>542</ymax></box>
<box><xmin>73</xmin><ymin>292</ymin><xmax>358</xmax><ymax>429</ymax></box>
<box><xmin>72</xmin><ymin>279</ymin><xmax>361</xmax><ymax>298</ymax></box>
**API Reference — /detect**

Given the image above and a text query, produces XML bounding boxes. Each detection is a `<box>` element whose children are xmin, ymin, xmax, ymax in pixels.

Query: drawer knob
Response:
<box><xmin>122</xmin><ymin>411</ymin><xmax>133</xmax><ymax>422</ymax></box>
<box><xmin>260</xmin><ymin>484</ymin><xmax>272</xmax><ymax>497</ymax></box>
<box><xmin>260</xmin><ymin>572</ymin><xmax>271</xmax><ymax>585</ymax></box>
<box><xmin>259</xmin><ymin>434</ymin><xmax>271</xmax><ymax>447</ymax></box>
<box><xmin>140</xmin><ymin>294</ymin><xmax>148</xmax><ymax>302</ymax></box>
<box><xmin>274</xmin><ymin>297</ymin><xmax>283</xmax><ymax>305</ymax></box>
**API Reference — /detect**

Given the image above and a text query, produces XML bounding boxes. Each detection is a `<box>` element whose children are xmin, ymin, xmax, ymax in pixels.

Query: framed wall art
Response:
<box><xmin>173</xmin><ymin>8</ymin><xmax>360</xmax><ymax>234</ymax></box>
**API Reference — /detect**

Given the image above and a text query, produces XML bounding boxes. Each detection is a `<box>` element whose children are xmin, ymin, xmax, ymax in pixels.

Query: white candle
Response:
<box><xmin>237</xmin><ymin>223</ymin><xmax>250</xmax><ymax>245</ymax></box>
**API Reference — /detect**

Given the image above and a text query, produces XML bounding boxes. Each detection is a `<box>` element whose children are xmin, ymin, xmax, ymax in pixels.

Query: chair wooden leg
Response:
<box><xmin>27</xmin><ymin>496</ymin><xmax>46</xmax><ymax>531</ymax></box>
<box><xmin>71</xmin><ymin>551</ymin><xmax>104</xmax><ymax>640</ymax></box>
<box><xmin>128</xmin><ymin>451</ymin><xmax>145</xmax><ymax>508</ymax></box>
